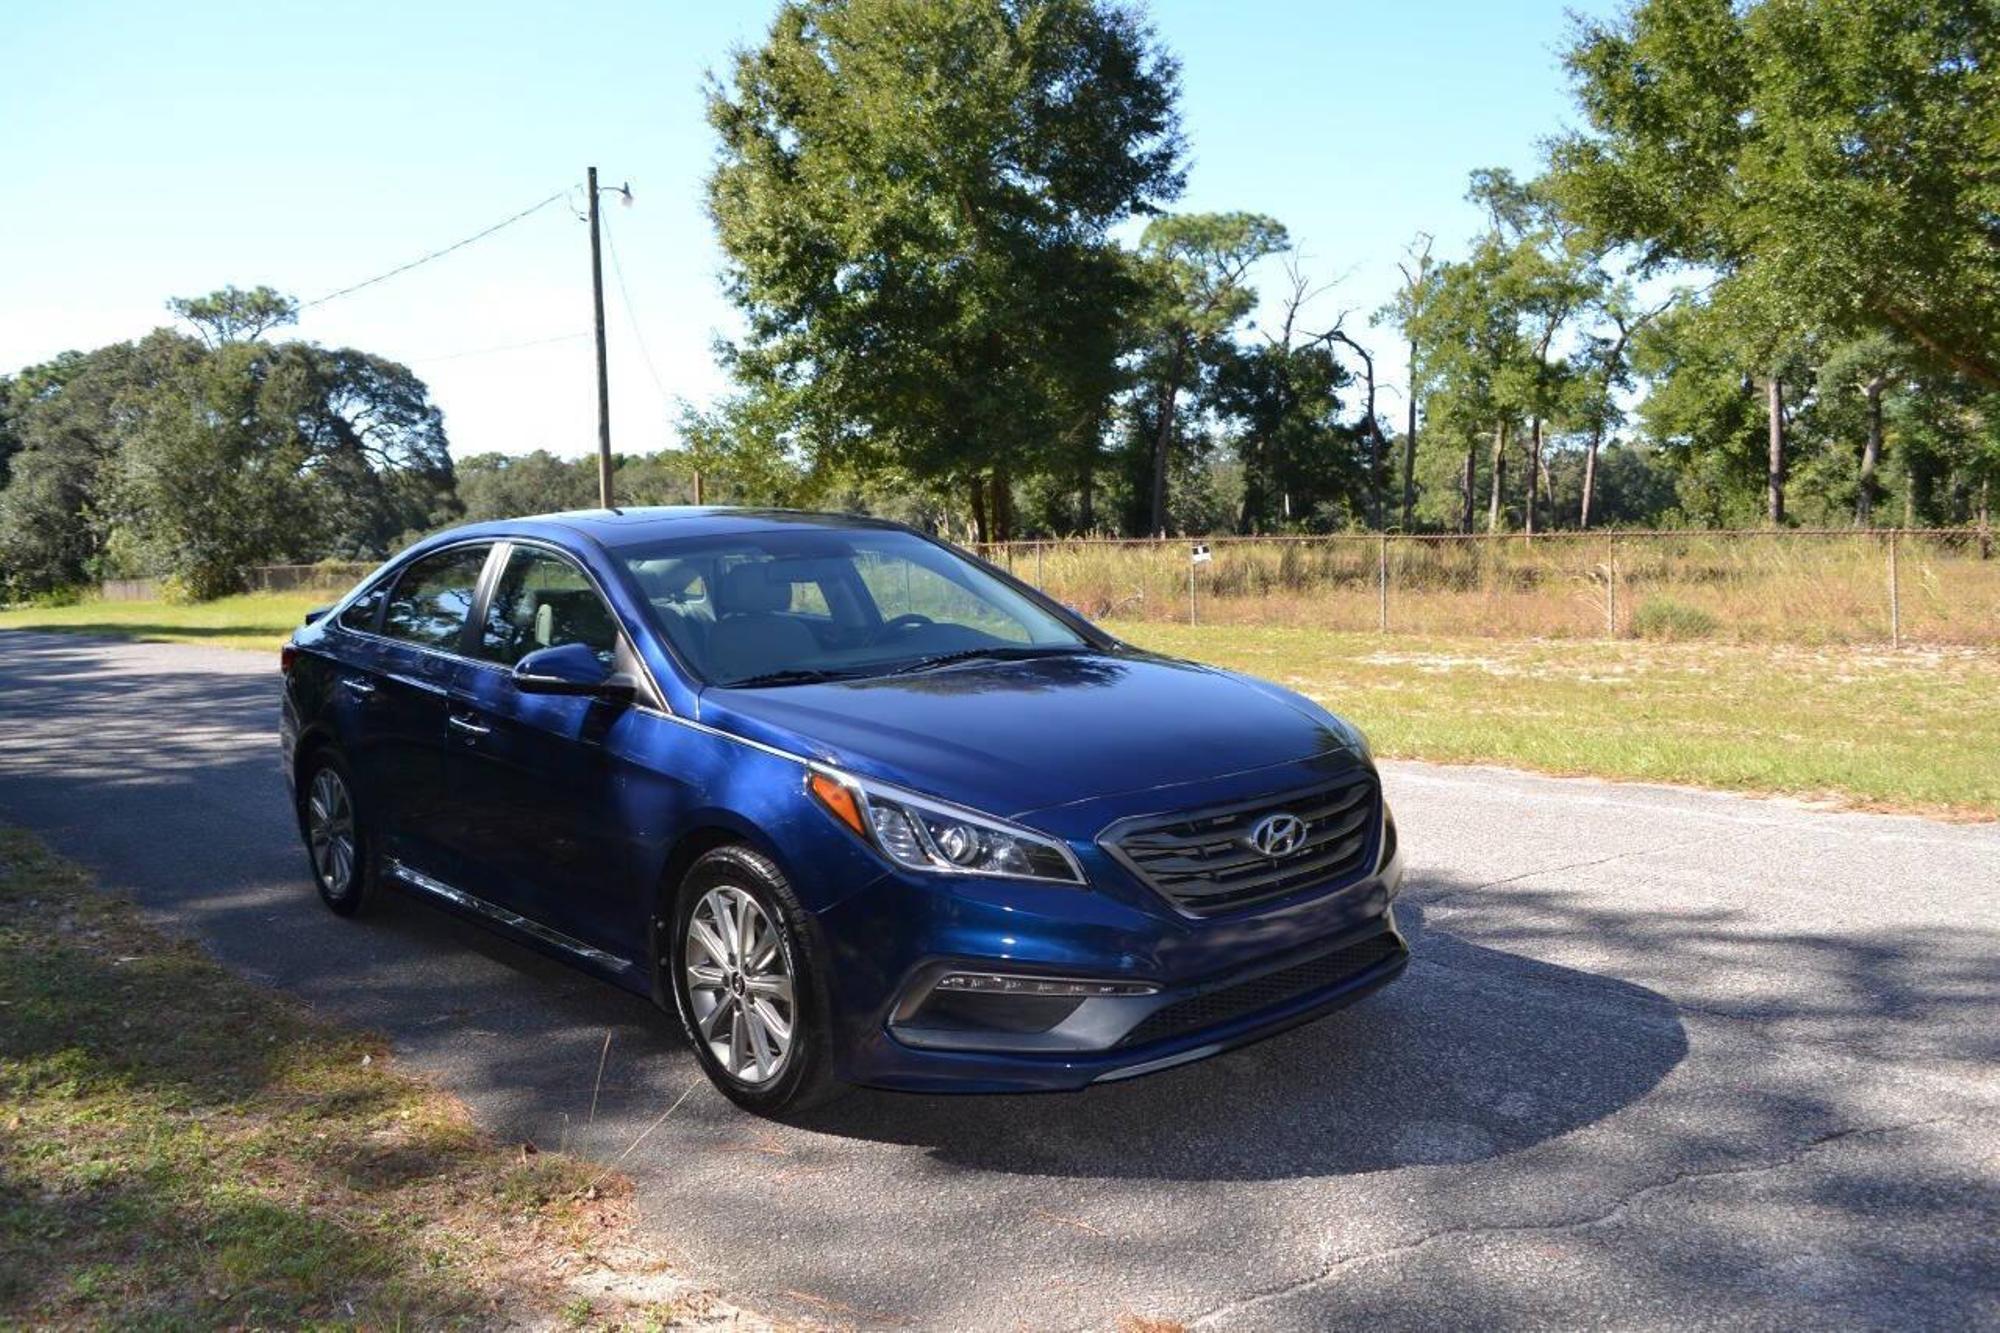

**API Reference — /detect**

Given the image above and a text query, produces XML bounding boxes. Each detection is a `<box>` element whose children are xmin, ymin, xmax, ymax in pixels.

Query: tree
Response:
<box><xmin>1550</xmin><ymin>0</ymin><xmax>2000</xmax><ymax>394</ymax></box>
<box><xmin>703</xmin><ymin>0</ymin><xmax>1184</xmax><ymax>541</ymax></box>
<box><xmin>1816</xmin><ymin>334</ymin><xmax>1910</xmax><ymax>525</ymax></box>
<box><xmin>0</xmin><ymin>293</ymin><xmax>458</xmax><ymax>600</ymax></box>
<box><xmin>0</xmin><ymin>335</ymin><xmax>201</xmax><ymax>598</ymax></box>
<box><xmin>1574</xmin><ymin>285</ymin><xmax>1677</xmax><ymax>528</ymax></box>
<box><xmin>1211</xmin><ymin>264</ymin><xmax>1361</xmax><ymax>533</ymax></box>
<box><xmin>1407</xmin><ymin>239</ymin><xmax>1525</xmax><ymax>532</ymax></box>
<box><xmin>1468</xmin><ymin>169</ymin><xmax>1602</xmax><ymax>535</ymax></box>
<box><xmin>1378</xmin><ymin>233</ymin><xmax>1436</xmax><ymax>530</ymax></box>
<box><xmin>110</xmin><ymin>341</ymin><xmax>319</xmax><ymax>599</ymax></box>
<box><xmin>167</xmin><ymin>285</ymin><xmax>299</xmax><ymax>347</ymax></box>
<box><xmin>1130</xmin><ymin>211</ymin><xmax>1288</xmax><ymax>533</ymax></box>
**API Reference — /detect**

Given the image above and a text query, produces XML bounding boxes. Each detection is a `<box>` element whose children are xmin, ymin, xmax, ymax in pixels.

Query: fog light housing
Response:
<box><xmin>904</xmin><ymin>972</ymin><xmax>1161</xmax><ymax>1039</ymax></box>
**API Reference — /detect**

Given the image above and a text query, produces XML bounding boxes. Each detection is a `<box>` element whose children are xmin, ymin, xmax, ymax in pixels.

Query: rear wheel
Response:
<box><xmin>669</xmin><ymin>845</ymin><xmax>838</xmax><ymax>1115</ymax></box>
<box><xmin>299</xmin><ymin>751</ymin><xmax>378</xmax><ymax>917</ymax></box>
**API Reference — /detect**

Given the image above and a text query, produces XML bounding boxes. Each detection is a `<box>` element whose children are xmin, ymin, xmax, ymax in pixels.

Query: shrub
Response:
<box><xmin>1629</xmin><ymin>596</ymin><xmax>1720</xmax><ymax>640</ymax></box>
<box><xmin>19</xmin><ymin>585</ymin><xmax>86</xmax><ymax>609</ymax></box>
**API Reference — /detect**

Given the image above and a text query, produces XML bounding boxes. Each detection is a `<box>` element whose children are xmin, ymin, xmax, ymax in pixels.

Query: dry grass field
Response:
<box><xmin>994</xmin><ymin>530</ymin><xmax>2000</xmax><ymax>646</ymax></box>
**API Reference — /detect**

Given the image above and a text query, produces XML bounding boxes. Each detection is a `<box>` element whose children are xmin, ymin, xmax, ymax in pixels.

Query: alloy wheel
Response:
<box><xmin>684</xmin><ymin>885</ymin><xmax>795</xmax><ymax>1085</ymax></box>
<box><xmin>307</xmin><ymin>767</ymin><xmax>357</xmax><ymax>896</ymax></box>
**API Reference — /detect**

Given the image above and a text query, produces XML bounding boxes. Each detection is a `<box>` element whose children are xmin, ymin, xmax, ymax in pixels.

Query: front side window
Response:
<box><xmin>380</xmin><ymin>545</ymin><xmax>491</xmax><ymax>652</ymax></box>
<box><xmin>338</xmin><ymin>585</ymin><xmax>385</xmax><ymax>634</ymax></box>
<box><xmin>477</xmin><ymin>547</ymin><xmax>620</xmax><ymax>668</ymax></box>
<box><xmin>620</xmin><ymin>528</ymin><xmax>1090</xmax><ymax>686</ymax></box>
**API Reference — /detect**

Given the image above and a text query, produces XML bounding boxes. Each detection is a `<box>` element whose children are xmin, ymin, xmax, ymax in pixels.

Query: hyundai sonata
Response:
<box><xmin>280</xmin><ymin>508</ymin><xmax>1406</xmax><ymax>1113</ymax></box>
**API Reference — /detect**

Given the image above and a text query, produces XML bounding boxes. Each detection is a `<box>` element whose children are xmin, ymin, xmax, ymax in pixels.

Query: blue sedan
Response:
<box><xmin>280</xmin><ymin>508</ymin><xmax>1406</xmax><ymax>1113</ymax></box>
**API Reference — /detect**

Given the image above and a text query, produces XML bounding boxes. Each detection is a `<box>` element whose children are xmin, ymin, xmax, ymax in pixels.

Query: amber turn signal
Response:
<box><xmin>808</xmin><ymin>771</ymin><xmax>866</xmax><ymax>837</ymax></box>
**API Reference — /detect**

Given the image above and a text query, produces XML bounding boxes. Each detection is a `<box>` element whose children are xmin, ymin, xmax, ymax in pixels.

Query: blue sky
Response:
<box><xmin>3</xmin><ymin>0</ymin><xmax>1614</xmax><ymax>460</ymax></box>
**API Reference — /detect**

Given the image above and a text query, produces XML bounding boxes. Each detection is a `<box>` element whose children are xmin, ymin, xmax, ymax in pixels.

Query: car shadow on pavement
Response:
<box><xmin>794</xmin><ymin>898</ymin><xmax>1690</xmax><ymax>1180</ymax></box>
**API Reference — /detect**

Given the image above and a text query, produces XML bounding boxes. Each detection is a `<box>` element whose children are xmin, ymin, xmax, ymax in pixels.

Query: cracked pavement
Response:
<box><xmin>2</xmin><ymin>629</ymin><xmax>1996</xmax><ymax>1330</ymax></box>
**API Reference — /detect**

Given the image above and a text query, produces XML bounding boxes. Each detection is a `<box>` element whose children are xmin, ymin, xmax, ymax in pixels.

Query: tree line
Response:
<box><xmin>3</xmin><ymin>0</ymin><xmax>1993</xmax><ymax>602</ymax></box>
<box><xmin>688</xmin><ymin>0</ymin><xmax>1997</xmax><ymax>539</ymax></box>
<box><xmin>0</xmin><ymin>286</ymin><xmax>712</xmax><ymax>600</ymax></box>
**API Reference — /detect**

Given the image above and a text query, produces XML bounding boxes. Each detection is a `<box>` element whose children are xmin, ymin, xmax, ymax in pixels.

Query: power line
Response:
<box><xmin>303</xmin><ymin>189</ymin><xmax>569</xmax><ymax>308</ymax></box>
<box><xmin>598</xmin><ymin>205</ymin><xmax>672</xmax><ymax>405</ymax></box>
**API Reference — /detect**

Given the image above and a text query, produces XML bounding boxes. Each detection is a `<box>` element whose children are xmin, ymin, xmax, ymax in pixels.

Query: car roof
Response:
<box><xmin>438</xmin><ymin>506</ymin><xmax>916</xmax><ymax>552</ymax></box>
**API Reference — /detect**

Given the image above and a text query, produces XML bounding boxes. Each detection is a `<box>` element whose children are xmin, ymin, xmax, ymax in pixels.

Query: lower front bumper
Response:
<box><xmin>846</xmin><ymin>911</ymin><xmax>1409</xmax><ymax>1093</ymax></box>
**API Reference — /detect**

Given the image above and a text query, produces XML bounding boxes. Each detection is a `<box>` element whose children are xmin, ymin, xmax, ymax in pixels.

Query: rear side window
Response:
<box><xmin>380</xmin><ymin>546</ymin><xmax>491</xmax><ymax>653</ymax></box>
<box><xmin>476</xmin><ymin>547</ymin><xmax>620</xmax><ymax>668</ymax></box>
<box><xmin>337</xmin><ymin>586</ymin><xmax>385</xmax><ymax>634</ymax></box>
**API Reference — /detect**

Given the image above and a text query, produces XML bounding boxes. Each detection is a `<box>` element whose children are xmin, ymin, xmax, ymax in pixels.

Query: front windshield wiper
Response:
<box><xmin>883</xmin><ymin>644</ymin><xmax>1091</xmax><ymax>676</ymax></box>
<box><xmin>724</xmin><ymin>666</ymin><xmax>871</xmax><ymax>688</ymax></box>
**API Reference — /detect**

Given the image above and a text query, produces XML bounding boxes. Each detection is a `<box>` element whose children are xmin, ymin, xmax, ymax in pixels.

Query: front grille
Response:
<box><xmin>1103</xmin><ymin>774</ymin><xmax>1380</xmax><ymax>916</ymax></box>
<box><xmin>1119</xmin><ymin>932</ymin><xmax>1404</xmax><ymax>1048</ymax></box>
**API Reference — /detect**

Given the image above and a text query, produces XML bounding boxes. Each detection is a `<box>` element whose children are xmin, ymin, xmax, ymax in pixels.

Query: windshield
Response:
<box><xmin>619</xmin><ymin>528</ymin><xmax>1092</xmax><ymax>686</ymax></box>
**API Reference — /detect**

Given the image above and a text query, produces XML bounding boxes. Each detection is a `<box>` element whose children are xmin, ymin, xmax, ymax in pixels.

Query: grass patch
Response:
<box><xmin>0</xmin><ymin>593</ymin><xmax>326</xmax><ymax>654</ymax></box>
<box><xmin>1109</xmin><ymin>621</ymin><xmax>2000</xmax><ymax>819</ymax></box>
<box><xmin>1628</xmin><ymin>596</ymin><xmax>1721</xmax><ymax>640</ymax></box>
<box><xmin>0</xmin><ymin>828</ymin><xmax>723</xmax><ymax>1329</ymax></box>
<box><xmin>5</xmin><ymin>595</ymin><xmax>1992</xmax><ymax>818</ymax></box>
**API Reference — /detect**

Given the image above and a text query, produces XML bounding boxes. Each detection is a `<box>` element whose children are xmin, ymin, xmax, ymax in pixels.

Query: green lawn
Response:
<box><xmin>1109</xmin><ymin>621</ymin><xmax>2000</xmax><ymax>820</ymax></box>
<box><xmin>0</xmin><ymin>827</ymin><xmax>712</xmax><ymax>1328</ymax></box>
<box><xmin>3</xmin><ymin>595</ymin><xmax>1992</xmax><ymax>818</ymax></box>
<box><xmin>0</xmin><ymin>592</ymin><xmax>325</xmax><ymax>654</ymax></box>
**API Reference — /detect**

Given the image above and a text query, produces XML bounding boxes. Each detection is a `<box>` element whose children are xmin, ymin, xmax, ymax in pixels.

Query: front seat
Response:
<box><xmin>706</xmin><ymin>564</ymin><xmax>820</xmax><ymax>682</ymax></box>
<box><xmin>528</xmin><ymin>589</ymin><xmax>619</xmax><ymax>665</ymax></box>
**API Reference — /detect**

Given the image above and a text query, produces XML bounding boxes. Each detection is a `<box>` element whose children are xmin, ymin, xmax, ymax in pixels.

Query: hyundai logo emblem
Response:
<box><xmin>1247</xmin><ymin>812</ymin><xmax>1308</xmax><ymax>858</ymax></box>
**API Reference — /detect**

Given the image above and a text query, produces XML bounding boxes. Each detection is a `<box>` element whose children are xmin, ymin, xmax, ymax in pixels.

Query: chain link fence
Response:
<box><xmin>97</xmin><ymin>532</ymin><xmax>1998</xmax><ymax>645</ymax></box>
<box><xmin>976</xmin><ymin>529</ymin><xmax>2000</xmax><ymax>647</ymax></box>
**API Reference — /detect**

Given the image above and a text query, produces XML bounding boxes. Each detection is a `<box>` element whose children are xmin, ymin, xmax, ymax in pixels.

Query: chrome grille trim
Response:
<box><xmin>1100</xmin><ymin>773</ymin><xmax>1380</xmax><ymax>916</ymax></box>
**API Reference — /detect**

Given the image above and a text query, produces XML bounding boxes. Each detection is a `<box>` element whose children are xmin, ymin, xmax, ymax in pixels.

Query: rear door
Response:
<box><xmin>356</xmin><ymin>543</ymin><xmax>496</xmax><ymax>878</ymax></box>
<box><xmin>441</xmin><ymin>542</ymin><xmax>645</xmax><ymax>957</ymax></box>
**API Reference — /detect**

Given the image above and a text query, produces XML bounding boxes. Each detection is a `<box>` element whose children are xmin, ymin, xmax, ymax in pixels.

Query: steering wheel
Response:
<box><xmin>881</xmin><ymin>613</ymin><xmax>935</xmax><ymax>633</ymax></box>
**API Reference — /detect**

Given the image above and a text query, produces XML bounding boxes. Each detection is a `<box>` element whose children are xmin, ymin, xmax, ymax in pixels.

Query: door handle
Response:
<box><xmin>340</xmin><ymin>677</ymin><xmax>377</xmax><ymax>697</ymax></box>
<box><xmin>447</xmin><ymin>713</ymin><xmax>491</xmax><ymax>736</ymax></box>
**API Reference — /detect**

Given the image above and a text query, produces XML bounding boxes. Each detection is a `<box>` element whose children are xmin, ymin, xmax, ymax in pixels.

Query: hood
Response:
<box><xmin>697</xmin><ymin>651</ymin><xmax>1359</xmax><ymax>819</ymax></box>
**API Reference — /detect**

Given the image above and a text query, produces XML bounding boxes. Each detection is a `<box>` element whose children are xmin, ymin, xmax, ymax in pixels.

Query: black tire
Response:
<box><xmin>667</xmin><ymin>844</ymin><xmax>840</xmax><ymax>1116</ymax></box>
<box><xmin>297</xmin><ymin>748</ymin><xmax>379</xmax><ymax>918</ymax></box>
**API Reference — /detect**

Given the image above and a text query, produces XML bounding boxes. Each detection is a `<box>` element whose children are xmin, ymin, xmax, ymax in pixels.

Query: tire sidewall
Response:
<box><xmin>299</xmin><ymin>749</ymin><xmax>373</xmax><ymax>917</ymax></box>
<box><xmin>668</xmin><ymin>845</ymin><xmax>832</xmax><ymax>1114</ymax></box>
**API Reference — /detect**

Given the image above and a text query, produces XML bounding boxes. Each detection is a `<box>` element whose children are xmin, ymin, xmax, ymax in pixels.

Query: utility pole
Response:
<box><xmin>588</xmin><ymin>166</ymin><xmax>613</xmax><ymax>510</ymax></box>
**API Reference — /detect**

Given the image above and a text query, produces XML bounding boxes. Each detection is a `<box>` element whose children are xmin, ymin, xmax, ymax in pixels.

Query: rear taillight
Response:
<box><xmin>280</xmin><ymin>645</ymin><xmax>298</xmax><ymax>674</ymax></box>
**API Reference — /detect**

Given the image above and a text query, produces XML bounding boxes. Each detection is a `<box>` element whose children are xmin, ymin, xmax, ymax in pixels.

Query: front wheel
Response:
<box><xmin>668</xmin><ymin>845</ymin><xmax>838</xmax><ymax>1115</ymax></box>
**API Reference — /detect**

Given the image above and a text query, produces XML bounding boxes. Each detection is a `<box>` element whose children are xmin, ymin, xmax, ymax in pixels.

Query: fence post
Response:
<box><xmin>1188</xmin><ymin>558</ymin><xmax>1197</xmax><ymax>626</ymax></box>
<box><xmin>1035</xmin><ymin>540</ymin><xmax>1044</xmax><ymax>588</ymax></box>
<box><xmin>1888</xmin><ymin>528</ymin><xmax>1902</xmax><ymax>648</ymax></box>
<box><xmin>1376</xmin><ymin>535</ymin><xmax>1389</xmax><ymax>633</ymax></box>
<box><xmin>1604</xmin><ymin>558</ymin><xmax>1618</xmax><ymax>638</ymax></box>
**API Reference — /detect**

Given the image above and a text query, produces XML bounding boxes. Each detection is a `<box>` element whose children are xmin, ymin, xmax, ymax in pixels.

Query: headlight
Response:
<box><xmin>808</xmin><ymin>770</ymin><xmax>1084</xmax><ymax>885</ymax></box>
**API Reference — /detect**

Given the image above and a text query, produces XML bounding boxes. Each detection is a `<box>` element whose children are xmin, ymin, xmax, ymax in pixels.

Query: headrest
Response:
<box><xmin>530</xmin><ymin>589</ymin><xmax>617</xmax><ymax>647</ymax></box>
<box><xmin>715</xmin><ymin>563</ymin><xmax>793</xmax><ymax>616</ymax></box>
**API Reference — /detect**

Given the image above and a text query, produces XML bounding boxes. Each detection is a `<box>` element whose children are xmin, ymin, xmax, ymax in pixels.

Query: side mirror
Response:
<box><xmin>303</xmin><ymin>606</ymin><xmax>331</xmax><ymax>626</ymax></box>
<box><xmin>512</xmin><ymin>642</ymin><xmax>635</xmax><ymax>701</ymax></box>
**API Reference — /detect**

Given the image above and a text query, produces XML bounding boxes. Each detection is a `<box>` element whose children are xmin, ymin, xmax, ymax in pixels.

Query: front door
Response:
<box><xmin>442</xmin><ymin>544</ymin><xmax>645</xmax><ymax>960</ymax></box>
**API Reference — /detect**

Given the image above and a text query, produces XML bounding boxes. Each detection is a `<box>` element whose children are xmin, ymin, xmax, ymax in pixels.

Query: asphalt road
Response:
<box><xmin>2</xmin><ymin>628</ymin><xmax>1996</xmax><ymax>1331</ymax></box>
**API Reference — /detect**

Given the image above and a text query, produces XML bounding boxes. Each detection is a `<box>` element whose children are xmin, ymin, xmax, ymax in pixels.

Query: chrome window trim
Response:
<box><xmin>326</xmin><ymin>534</ymin><xmax>673</xmax><ymax>715</ymax></box>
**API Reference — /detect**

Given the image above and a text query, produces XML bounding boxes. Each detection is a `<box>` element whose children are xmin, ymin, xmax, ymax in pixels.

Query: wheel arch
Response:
<box><xmin>646</xmin><ymin>815</ymin><xmax>801</xmax><ymax>1007</ymax></box>
<box><xmin>289</xmin><ymin>726</ymin><xmax>343</xmax><ymax>824</ymax></box>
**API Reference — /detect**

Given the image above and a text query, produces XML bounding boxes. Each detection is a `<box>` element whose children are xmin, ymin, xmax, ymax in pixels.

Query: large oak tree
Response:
<box><xmin>702</xmin><ymin>0</ymin><xmax>1184</xmax><ymax>540</ymax></box>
